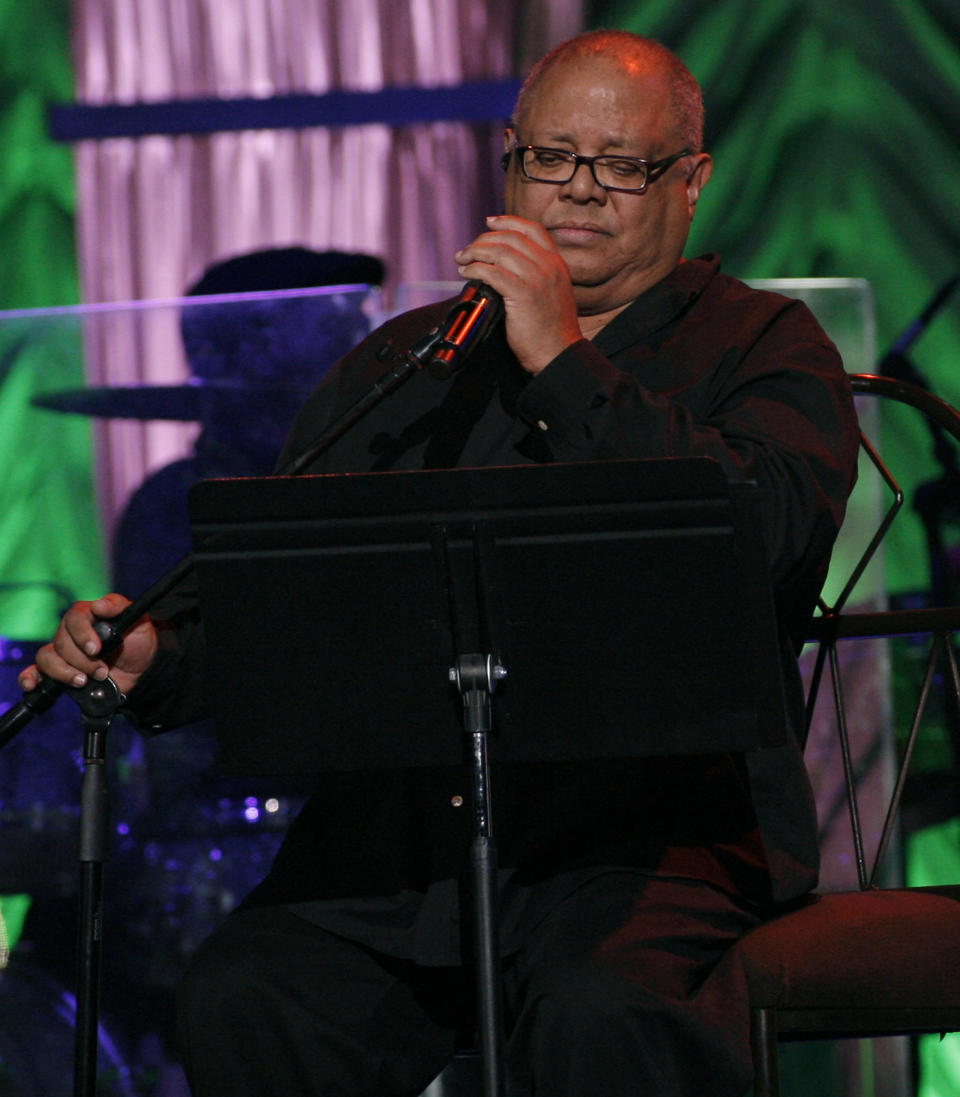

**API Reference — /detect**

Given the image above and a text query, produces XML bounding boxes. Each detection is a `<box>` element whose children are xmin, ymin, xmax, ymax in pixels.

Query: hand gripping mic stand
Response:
<box><xmin>0</xmin><ymin>323</ymin><xmax>462</xmax><ymax>1097</ymax></box>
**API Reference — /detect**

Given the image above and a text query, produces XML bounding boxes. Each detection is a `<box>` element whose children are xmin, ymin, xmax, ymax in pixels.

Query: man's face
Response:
<box><xmin>504</xmin><ymin>53</ymin><xmax>711</xmax><ymax>314</ymax></box>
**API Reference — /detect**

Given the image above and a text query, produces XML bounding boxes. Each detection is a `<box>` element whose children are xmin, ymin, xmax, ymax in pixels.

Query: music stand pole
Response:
<box><xmin>451</xmin><ymin>654</ymin><xmax>507</xmax><ymax>1097</ymax></box>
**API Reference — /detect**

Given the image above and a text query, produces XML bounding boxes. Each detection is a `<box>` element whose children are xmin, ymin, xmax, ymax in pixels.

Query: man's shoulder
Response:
<box><xmin>605</xmin><ymin>256</ymin><xmax>820</xmax><ymax>351</ymax></box>
<box><xmin>682</xmin><ymin>258</ymin><xmax>837</xmax><ymax>356</ymax></box>
<box><xmin>697</xmin><ymin>258</ymin><xmax>823</xmax><ymax>325</ymax></box>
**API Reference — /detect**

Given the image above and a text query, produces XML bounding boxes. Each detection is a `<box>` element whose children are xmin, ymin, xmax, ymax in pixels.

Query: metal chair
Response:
<box><xmin>729</xmin><ymin>373</ymin><xmax>960</xmax><ymax>1097</ymax></box>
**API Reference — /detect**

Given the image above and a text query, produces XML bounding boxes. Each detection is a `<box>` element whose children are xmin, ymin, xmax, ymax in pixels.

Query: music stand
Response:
<box><xmin>188</xmin><ymin>457</ymin><xmax>788</xmax><ymax>1097</ymax></box>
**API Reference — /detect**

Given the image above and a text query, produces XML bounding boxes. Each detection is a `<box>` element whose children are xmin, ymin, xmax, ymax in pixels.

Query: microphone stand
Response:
<box><xmin>876</xmin><ymin>273</ymin><xmax>960</xmax><ymax>480</ymax></box>
<box><xmin>874</xmin><ymin>274</ymin><xmax>960</xmax><ymax>604</ymax></box>
<box><xmin>0</xmin><ymin>324</ymin><xmax>443</xmax><ymax>1097</ymax></box>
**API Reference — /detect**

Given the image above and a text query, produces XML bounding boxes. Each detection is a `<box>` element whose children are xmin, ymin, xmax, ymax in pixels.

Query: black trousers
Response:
<box><xmin>176</xmin><ymin>873</ymin><xmax>761</xmax><ymax>1097</ymax></box>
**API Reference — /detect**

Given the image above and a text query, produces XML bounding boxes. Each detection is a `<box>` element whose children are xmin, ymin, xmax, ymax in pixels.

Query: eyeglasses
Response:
<box><xmin>503</xmin><ymin>141</ymin><xmax>693</xmax><ymax>194</ymax></box>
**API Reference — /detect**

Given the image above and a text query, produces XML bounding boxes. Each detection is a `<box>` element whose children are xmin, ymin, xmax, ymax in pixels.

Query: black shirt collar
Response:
<box><xmin>592</xmin><ymin>254</ymin><xmax>720</xmax><ymax>356</ymax></box>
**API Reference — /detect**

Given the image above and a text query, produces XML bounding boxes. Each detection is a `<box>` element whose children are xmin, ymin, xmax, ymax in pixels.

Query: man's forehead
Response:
<box><xmin>519</xmin><ymin>52</ymin><xmax>673</xmax><ymax>135</ymax></box>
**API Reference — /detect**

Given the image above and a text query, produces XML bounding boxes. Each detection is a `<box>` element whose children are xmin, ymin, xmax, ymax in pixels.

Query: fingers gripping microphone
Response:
<box><xmin>427</xmin><ymin>280</ymin><xmax>504</xmax><ymax>379</ymax></box>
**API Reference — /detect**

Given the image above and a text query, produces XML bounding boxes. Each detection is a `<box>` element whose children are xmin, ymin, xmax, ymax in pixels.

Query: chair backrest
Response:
<box><xmin>804</xmin><ymin>372</ymin><xmax>960</xmax><ymax>890</ymax></box>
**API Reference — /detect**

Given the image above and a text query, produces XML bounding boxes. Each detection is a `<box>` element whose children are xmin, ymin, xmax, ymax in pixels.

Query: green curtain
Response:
<box><xmin>593</xmin><ymin>0</ymin><xmax>960</xmax><ymax>595</ymax></box>
<box><xmin>0</xmin><ymin>2</ymin><xmax>106</xmax><ymax>640</ymax></box>
<box><xmin>0</xmin><ymin>3</ymin><xmax>77</xmax><ymax>310</ymax></box>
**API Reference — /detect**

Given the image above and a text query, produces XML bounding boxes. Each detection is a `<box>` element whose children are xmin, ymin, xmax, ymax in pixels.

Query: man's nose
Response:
<box><xmin>560</xmin><ymin>160</ymin><xmax>606</xmax><ymax>201</ymax></box>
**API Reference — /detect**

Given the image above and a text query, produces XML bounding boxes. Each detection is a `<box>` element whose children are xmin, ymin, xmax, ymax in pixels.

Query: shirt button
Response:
<box><xmin>536</xmin><ymin>419</ymin><xmax>549</xmax><ymax>431</ymax></box>
<box><xmin>450</xmin><ymin>795</ymin><xmax>464</xmax><ymax>808</ymax></box>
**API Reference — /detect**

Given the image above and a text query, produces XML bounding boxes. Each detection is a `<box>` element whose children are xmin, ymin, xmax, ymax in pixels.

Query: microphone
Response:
<box><xmin>427</xmin><ymin>280</ymin><xmax>504</xmax><ymax>379</ymax></box>
<box><xmin>882</xmin><ymin>273</ymin><xmax>959</xmax><ymax>363</ymax></box>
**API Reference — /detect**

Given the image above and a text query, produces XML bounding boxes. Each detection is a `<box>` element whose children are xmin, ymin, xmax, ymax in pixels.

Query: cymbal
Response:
<box><xmin>32</xmin><ymin>382</ymin><xmax>309</xmax><ymax>421</ymax></box>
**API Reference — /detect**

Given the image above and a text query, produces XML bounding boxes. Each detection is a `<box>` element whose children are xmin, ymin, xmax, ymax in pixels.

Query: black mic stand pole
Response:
<box><xmin>875</xmin><ymin>273</ymin><xmax>960</xmax><ymax>473</ymax></box>
<box><xmin>73</xmin><ymin>676</ymin><xmax>123</xmax><ymax>1097</ymax></box>
<box><xmin>0</xmin><ymin>325</ymin><xmax>443</xmax><ymax>1097</ymax></box>
<box><xmin>874</xmin><ymin>274</ymin><xmax>960</xmax><ymax>603</ymax></box>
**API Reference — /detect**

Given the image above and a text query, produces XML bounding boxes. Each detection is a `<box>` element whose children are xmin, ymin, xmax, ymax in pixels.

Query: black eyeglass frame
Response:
<box><xmin>501</xmin><ymin>141</ymin><xmax>694</xmax><ymax>194</ymax></box>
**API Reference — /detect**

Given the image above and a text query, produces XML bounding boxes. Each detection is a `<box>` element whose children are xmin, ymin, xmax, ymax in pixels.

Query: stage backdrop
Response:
<box><xmin>0</xmin><ymin>4</ymin><xmax>958</xmax><ymax>1093</ymax></box>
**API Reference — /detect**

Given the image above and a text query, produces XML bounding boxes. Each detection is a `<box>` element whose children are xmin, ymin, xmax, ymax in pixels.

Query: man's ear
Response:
<box><xmin>686</xmin><ymin>154</ymin><xmax>713</xmax><ymax>218</ymax></box>
<box><xmin>501</xmin><ymin>127</ymin><xmax>515</xmax><ymax>171</ymax></box>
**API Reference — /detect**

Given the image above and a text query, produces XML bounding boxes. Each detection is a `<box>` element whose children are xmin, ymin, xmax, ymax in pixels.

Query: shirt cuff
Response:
<box><xmin>516</xmin><ymin>339</ymin><xmax>617</xmax><ymax>446</ymax></box>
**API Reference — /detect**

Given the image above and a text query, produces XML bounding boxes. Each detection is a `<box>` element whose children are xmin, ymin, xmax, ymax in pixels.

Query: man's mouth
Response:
<box><xmin>547</xmin><ymin>222</ymin><xmax>608</xmax><ymax>244</ymax></box>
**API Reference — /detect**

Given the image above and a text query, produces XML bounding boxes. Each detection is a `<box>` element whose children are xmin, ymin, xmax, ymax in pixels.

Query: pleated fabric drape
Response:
<box><xmin>70</xmin><ymin>0</ymin><xmax>583</xmax><ymax>532</ymax></box>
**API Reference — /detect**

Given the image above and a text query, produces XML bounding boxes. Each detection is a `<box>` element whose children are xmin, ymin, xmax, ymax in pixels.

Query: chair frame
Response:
<box><xmin>750</xmin><ymin>372</ymin><xmax>960</xmax><ymax>1097</ymax></box>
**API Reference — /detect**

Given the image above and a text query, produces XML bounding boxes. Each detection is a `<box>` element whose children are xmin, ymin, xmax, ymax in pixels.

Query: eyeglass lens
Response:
<box><xmin>520</xmin><ymin>148</ymin><xmax>648</xmax><ymax>190</ymax></box>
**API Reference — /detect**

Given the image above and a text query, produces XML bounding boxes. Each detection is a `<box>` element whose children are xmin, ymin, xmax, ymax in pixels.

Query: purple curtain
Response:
<box><xmin>70</xmin><ymin>0</ymin><xmax>584</xmax><ymax>531</ymax></box>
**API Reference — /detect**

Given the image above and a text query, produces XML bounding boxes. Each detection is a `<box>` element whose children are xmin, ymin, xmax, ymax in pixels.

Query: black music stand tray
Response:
<box><xmin>188</xmin><ymin>457</ymin><xmax>788</xmax><ymax>1097</ymax></box>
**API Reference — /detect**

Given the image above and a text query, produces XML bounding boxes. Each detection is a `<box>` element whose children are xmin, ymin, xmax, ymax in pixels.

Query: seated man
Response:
<box><xmin>24</xmin><ymin>29</ymin><xmax>859</xmax><ymax>1097</ymax></box>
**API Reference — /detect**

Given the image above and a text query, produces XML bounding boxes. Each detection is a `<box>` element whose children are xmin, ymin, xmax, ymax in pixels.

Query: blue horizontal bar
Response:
<box><xmin>48</xmin><ymin>78</ymin><xmax>523</xmax><ymax>141</ymax></box>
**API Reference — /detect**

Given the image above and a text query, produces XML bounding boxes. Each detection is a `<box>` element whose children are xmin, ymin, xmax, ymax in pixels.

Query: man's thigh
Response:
<box><xmin>177</xmin><ymin>905</ymin><xmax>470</xmax><ymax>1097</ymax></box>
<box><xmin>502</xmin><ymin>873</ymin><xmax>762</xmax><ymax>1097</ymax></box>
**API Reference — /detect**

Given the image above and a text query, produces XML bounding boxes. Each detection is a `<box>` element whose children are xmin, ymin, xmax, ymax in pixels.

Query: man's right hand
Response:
<box><xmin>19</xmin><ymin>593</ymin><xmax>159</xmax><ymax>700</ymax></box>
<box><xmin>453</xmin><ymin>215</ymin><xmax>583</xmax><ymax>376</ymax></box>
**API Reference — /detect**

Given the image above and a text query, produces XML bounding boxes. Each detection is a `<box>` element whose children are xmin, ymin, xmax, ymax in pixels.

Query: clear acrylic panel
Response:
<box><xmin>0</xmin><ymin>284</ymin><xmax>382</xmax><ymax>606</ymax></box>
